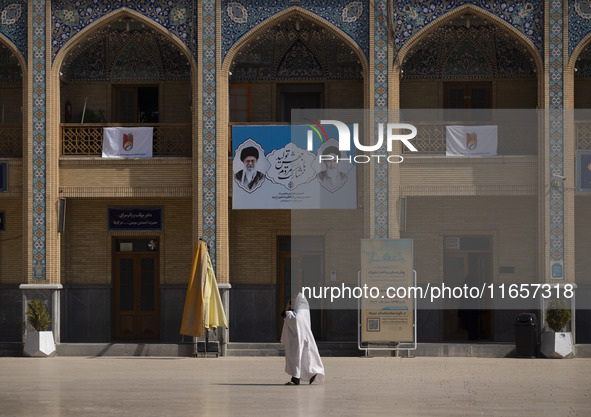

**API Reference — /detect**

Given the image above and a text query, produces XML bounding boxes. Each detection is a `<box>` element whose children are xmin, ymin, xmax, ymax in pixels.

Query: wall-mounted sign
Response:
<box><xmin>360</xmin><ymin>239</ymin><xmax>414</xmax><ymax>345</ymax></box>
<box><xmin>0</xmin><ymin>211</ymin><xmax>4</xmax><ymax>231</ymax></box>
<box><xmin>108</xmin><ymin>207</ymin><xmax>162</xmax><ymax>231</ymax></box>
<box><xmin>576</xmin><ymin>150</ymin><xmax>591</xmax><ymax>193</ymax></box>
<box><xmin>0</xmin><ymin>162</ymin><xmax>7</xmax><ymax>192</ymax></box>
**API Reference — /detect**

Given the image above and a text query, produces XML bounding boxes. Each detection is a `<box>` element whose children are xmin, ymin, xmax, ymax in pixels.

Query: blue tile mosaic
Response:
<box><xmin>392</xmin><ymin>0</ymin><xmax>544</xmax><ymax>58</ymax></box>
<box><xmin>374</xmin><ymin>0</ymin><xmax>388</xmax><ymax>239</ymax></box>
<box><xmin>202</xmin><ymin>0</ymin><xmax>217</xmax><ymax>269</ymax></box>
<box><xmin>221</xmin><ymin>0</ymin><xmax>369</xmax><ymax>60</ymax></box>
<box><xmin>0</xmin><ymin>0</ymin><xmax>27</xmax><ymax>60</ymax></box>
<box><xmin>32</xmin><ymin>0</ymin><xmax>46</xmax><ymax>280</ymax></box>
<box><xmin>51</xmin><ymin>0</ymin><xmax>197</xmax><ymax>61</ymax></box>
<box><xmin>549</xmin><ymin>0</ymin><xmax>564</xmax><ymax>275</ymax></box>
<box><xmin>569</xmin><ymin>0</ymin><xmax>591</xmax><ymax>56</ymax></box>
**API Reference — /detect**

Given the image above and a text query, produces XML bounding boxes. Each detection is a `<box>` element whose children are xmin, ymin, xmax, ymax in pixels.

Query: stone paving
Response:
<box><xmin>0</xmin><ymin>356</ymin><xmax>590</xmax><ymax>416</ymax></box>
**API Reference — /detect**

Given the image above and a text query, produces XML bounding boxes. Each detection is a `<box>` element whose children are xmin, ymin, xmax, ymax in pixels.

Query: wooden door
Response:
<box><xmin>114</xmin><ymin>87</ymin><xmax>137</xmax><ymax>123</ymax></box>
<box><xmin>113</xmin><ymin>86</ymin><xmax>159</xmax><ymax>123</ymax></box>
<box><xmin>443</xmin><ymin>237</ymin><xmax>493</xmax><ymax>341</ymax></box>
<box><xmin>277</xmin><ymin>237</ymin><xmax>324</xmax><ymax>340</ymax></box>
<box><xmin>444</xmin><ymin>83</ymin><xmax>491</xmax><ymax>109</ymax></box>
<box><xmin>113</xmin><ymin>244</ymin><xmax>160</xmax><ymax>340</ymax></box>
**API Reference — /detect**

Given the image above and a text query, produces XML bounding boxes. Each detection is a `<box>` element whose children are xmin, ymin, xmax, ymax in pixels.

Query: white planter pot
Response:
<box><xmin>540</xmin><ymin>331</ymin><xmax>574</xmax><ymax>359</ymax></box>
<box><xmin>23</xmin><ymin>330</ymin><xmax>56</xmax><ymax>357</ymax></box>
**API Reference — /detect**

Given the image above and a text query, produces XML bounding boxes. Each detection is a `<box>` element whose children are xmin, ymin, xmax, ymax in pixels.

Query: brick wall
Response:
<box><xmin>243</xmin><ymin>81</ymin><xmax>364</xmax><ymax>122</ymax></box>
<box><xmin>161</xmin><ymin>83</ymin><xmax>191</xmax><ymax>122</ymax></box>
<box><xmin>0</xmin><ymin>198</ymin><xmax>23</xmax><ymax>284</ymax></box>
<box><xmin>402</xmin><ymin>196</ymin><xmax>538</xmax><ymax>285</ymax></box>
<box><xmin>60</xmin><ymin>82</ymin><xmax>191</xmax><ymax>123</ymax></box>
<box><xmin>60</xmin><ymin>199</ymin><xmax>192</xmax><ymax>285</ymax></box>
<box><xmin>574</xmin><ymin>81</ymin><xmax>591</xmax><ymax>108</ymax></box>
<box><xmin>399</xmin><ymin>79</ymin><xmax>538</xmax><ymax>108</ymax></box>
<box><xmin>0</xmin><ymin>85</ymin><xmax>23</xmax><ymax>123</ymax></box>
<box><xmin>495</xmin><ymin>80</ymin><xmax>538</xmax><ymax>108</ymax></box>
<box><xmin>326</xmin><ymin>81</ymin><xmax>364</xmax><ymax>108</ymax></box>
<box><xmin>229</xmin><ymin>209</ymin><xmax>364</xmax><ymax>286</ymax></box>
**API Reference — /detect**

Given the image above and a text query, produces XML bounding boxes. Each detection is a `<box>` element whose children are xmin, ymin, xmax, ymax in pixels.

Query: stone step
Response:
<box><xmin>56</xmin><ymin>343</ymin><xmax>196</xmax><ymax>357</ymax></box>
<box><xmin>226</xmin><ymin>342</ymin><xmax>362</xmax><ymax>357</ymax></box>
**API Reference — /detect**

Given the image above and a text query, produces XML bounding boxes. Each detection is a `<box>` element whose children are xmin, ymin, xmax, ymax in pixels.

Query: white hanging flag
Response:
<box><xmin>102</xmin><ymin>127</ymin><xmax>153</xmax><ymax>158</ymax></box>
<box><xmin>446</xmin><ymin>125</ymin><xmax>498</xmax><ymax>156</ymax></box>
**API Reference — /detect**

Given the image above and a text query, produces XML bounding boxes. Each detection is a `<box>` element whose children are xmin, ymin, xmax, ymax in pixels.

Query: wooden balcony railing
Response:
<box><xmin>0</xmin><ymin>124</ymin><xmax>23</xmax><ymax>157</ymax></box>
<box><xmin>61</xmin><ymin>123</ymin><xmax>192</xmax><ymax>157</ymax></box>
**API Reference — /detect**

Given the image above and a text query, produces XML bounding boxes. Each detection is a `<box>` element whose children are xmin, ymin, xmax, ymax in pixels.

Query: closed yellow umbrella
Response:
<box><xmin>180</xmin><ymin>241</ymin><xmax>228</xmax><ymax>337</ymax></box>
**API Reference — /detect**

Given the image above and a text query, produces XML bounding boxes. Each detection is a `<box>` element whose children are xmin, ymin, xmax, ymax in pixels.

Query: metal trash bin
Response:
<box><xmin>514</xmin><ymin>313</ymin><xmax>538</xmax><ymax>358</ymax></box>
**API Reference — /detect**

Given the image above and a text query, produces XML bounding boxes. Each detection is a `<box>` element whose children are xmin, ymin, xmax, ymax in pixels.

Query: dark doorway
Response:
<box><xmin>113</xmin><ymin>85</ymin><xmax>159</xmax><ymax>123</ymax></box>
<box><xmin>277</xmin><ymin>236</ymin><xmax>324</xmax><ymax>340</ymax></box>
<box><xmin>443</xmin><ymin>236</ymin><xmax>493</xmax><ymax>341</ymax></box>
<box><xmin>279</xmin><ymin>84</ymin><xmax>323</xmax><ymax>122</ymax></box>
<box><xmin>113</xmin><ymin>238</ymin><xmax>160</xmax><ymax>340</ymax></box>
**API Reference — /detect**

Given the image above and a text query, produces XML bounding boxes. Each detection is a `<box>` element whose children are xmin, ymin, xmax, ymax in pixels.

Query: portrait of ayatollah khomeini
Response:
<box><xmin>234</xmin><ymin>145</ymin><xmax>266</xmax><ymax>192</ymax></box>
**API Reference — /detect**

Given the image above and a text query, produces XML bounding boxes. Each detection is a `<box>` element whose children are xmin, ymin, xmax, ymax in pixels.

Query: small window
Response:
<box><xmin>229</xmin><ymin>85</ymin><xmax>251</xmax><ymax>122</ymax></box>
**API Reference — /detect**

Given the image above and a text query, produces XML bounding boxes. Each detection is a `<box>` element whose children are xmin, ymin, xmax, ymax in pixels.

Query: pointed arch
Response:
<box><xmin>0</xmin><ymin>33</ymin><xmax>26</xmax><ymax>78</ymax></box>
<box><xmin>0</xmin><ymin>33</ymin><xmax>27</xmax><ymax>157</ymax></box>
<box><xmin>276</xmin><ymin>39</ymin><xmax>324</xmax><ymax>78</ymax></box>
<box><xmin>442</xmin><ymin>37</ymin><xmax>493</xmax><ymax>78</ymax></box>
<box><xmin>566</xmin><ymin>31</ymin><xmax>591</xmax><ymax>110</ymax></box>
<box><xmin>110</xmin><ymin>40</ymin><xmax>160</xmax><ymax>80</ymax></box>
<box><xmin>222</xmin><ymin>7</ymin><xmax>368</xmax><ymax>78</ymax></box>
<box><xmin>52</xmin><ymin>8</ymin><xmax>195</xmax><ymax>74</ymax></box>
<box><xmin>394</xmin><ymin>4</ymin><xmax>543</xmax><ymax>94</ymax></box>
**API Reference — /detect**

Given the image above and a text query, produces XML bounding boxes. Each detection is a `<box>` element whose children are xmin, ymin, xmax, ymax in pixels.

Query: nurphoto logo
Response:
<box><xmin>306</xmin><ymin>119</ymin><xmax>418</xmax><ymax>164</ymax></box>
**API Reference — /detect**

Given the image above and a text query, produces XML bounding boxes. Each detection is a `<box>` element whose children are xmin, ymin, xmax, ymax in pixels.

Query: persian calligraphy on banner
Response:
<box><xmin>102</xmin><ymin>127</ymin><xmax>153</xmax><ymax>158</ymax></box>
<box><xmin>446</xmin><ymin>125</ymin><xmax>497</xmax><ymax>156</ymax></box>
<box><xmin>231</xmin><ymin>125</ymin><xmax>356</xmax><ymax>209</ymax></box>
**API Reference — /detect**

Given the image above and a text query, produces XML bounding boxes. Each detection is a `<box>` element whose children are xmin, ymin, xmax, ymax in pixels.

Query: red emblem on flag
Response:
<box><xmin>123</xmin><ymin>133</ymin><xmax>134</xmax><ymax>151</ymax></box>
<box><xmin>466</xmin><ymin>131</ymin><xmax>477</xmax><ymax>150</ymax></box>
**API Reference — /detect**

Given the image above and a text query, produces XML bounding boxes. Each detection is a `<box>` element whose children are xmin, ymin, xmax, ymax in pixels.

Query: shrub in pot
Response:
<box><xmin>23</xmin><ymin>299</ymin><xmax>56</xmax><ymax>357</ymax></box>
<box><xmin>541</xmin><ymin>298</ymin><xmax>573</xmax><ymax>359</ymax></box>
<box><xmin>546</xmin><ymin>298</ymin><xmax>571</xmax><ymax>332</ymax></box>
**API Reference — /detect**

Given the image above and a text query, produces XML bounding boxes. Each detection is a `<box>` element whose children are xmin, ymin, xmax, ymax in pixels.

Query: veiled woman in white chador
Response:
<box><xmin>281</xmin><ymin>292</ymin><xmax>325</xmax><ymax>385</ymax></box>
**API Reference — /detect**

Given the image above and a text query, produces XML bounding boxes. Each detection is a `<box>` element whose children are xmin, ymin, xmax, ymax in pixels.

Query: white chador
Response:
<box><xmin>281</xmin><ymin>293</ymin><xmax>325</xmax><ymax>384</ymax></box>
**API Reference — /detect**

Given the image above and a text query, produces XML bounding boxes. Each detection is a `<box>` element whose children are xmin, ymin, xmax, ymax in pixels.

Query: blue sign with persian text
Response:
<box><xmin>108</xmin><ymin>207</ymin><xmax>162</xmax><ymax>231</ymax></box>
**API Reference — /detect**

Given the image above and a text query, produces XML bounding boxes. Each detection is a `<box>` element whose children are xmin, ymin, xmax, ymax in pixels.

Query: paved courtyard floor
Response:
<box><xmin>0</xmin><ymin>356</ymin><xmax>590</xmax><ymax>416</ymax></box>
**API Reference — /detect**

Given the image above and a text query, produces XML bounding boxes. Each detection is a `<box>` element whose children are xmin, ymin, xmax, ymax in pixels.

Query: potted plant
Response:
<box><xmin>540</xmin><ymin>298</ymin><xmax>573</xmax><ymax>359</ymax></box>
<box><xmin>23</xmin><ymin>299</ymin><xmax>56</xmax><ymax>357</ymax></box>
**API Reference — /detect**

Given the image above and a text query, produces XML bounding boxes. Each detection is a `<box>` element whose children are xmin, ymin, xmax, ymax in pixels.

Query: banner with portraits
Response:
<box><xmin>231</xmin><ymin>125</ymin><xmax>356</xmax><ymax>209</ymax></box>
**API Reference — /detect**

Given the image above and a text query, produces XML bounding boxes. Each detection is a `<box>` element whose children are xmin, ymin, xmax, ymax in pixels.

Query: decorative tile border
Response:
<box><xmin>51</xmin><ymin>0</ymin><xmax>197</xmax><ymax>61</ymax></box>
<box><xmin>202</xmin><ymin>0</ymin><xmax>217</xmax><ymax>268</ymax></box>
<box><xmin>32</xmin><ymin>0</ymin><xmax>46</xmax><ymax>280</ymax></box>
<box><xmin>568</xmin><ymin>0</ymin><xmax>591</xmax><ymax>56</ymax></box>
<box><xmin>374</xmin><ymin>0</ymin><xmax>388</xmax><ymax>238</ymax></box>
<box><xmin>392</xmin><ymin>0</ymin><xmax>544</xmax><ymax>57</ymax></box>
<box><xmin>0</xmin><ymin>0</ymin><xmax>27</xmax><ymax>59</ymax></box>
<box><xmin>221</xmin><ymin>0</ymin><xmax>369</xmax><ymax>59</ymax></box>
<box><xmin>549</xmin><ymin>0</ymin><xmax>564</xmax><ymax>277</ymax></box>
